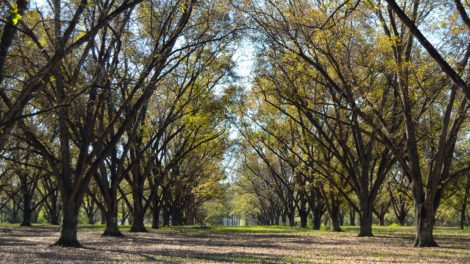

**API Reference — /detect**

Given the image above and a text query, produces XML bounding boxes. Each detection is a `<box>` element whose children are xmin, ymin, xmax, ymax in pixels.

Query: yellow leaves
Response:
<box><xmin>306</xmin><ymin>8</ymin><xmax>325</xmax><ymax>20</ymax></box>
<box><xmin>450</xmin><ymin>26</ymin><xmax>461</xmax><ymax>35</ymax></box>
<box><xmin>312</xmin><ymin>30</ymin><xmax>327</xmax><ymax>45</ymax></box>
<box><xmin>376</xmin><ymin>35</ymin><xmax>397</xmax><ymax>50</ymax></box>
<box><xmin>362</xmin><ymin>84</ymin><xmax>384</xmax><ymax>105</ymax></box>
<box><xmin>71</xmin><ymin>31</ymin><xmax>87</xmax><ymax>43</ymax></box>
<box><xmin>192</xmin><ymin>167</ymin><xmax>225</xmax><ymax>200</ymax></box>
<box><xmin>231</xmin><ymin>193</ymin><xmax>259</xmax><ymax>216</ymax></box>
<box><xmin>179</xmin><ymin>3</ymin><xmax>186</xmax><ymax>14</ymax></box>
<box><xmin>185</xmin><ymin>112</ymin><xmax>205</xmax><ymax>129</ymax></box>
<box><xmin>38</xmin><ymin>36</ymin><xmax>47</xmax><ymax>47</ymax></box>
<box><xmin>9</xmin><ymin>2</ymin><xmax>23</xmax><ymax>25</ymax></box>
<box><xmin>363</xmin><ymin>0</ymin><xmax>379</xmax><ymax>10</ymax></box>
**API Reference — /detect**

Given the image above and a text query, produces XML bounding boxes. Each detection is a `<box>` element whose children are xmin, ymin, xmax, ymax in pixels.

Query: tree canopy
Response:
<box><xmin>0</xmin><ymin>0</ymin><xmax>468</xmax><ymax>249</ymax></box>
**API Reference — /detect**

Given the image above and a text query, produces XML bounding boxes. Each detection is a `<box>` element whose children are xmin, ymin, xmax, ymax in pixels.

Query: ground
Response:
<box><xmin>0</xmin><ymin>225</ymin><xmax>469</xmax><ymax>263</ymax></box>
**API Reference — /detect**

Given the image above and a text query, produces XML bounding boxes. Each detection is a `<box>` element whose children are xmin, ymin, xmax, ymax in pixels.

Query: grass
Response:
<box><xmin>156</xmin><ymin>224</ymin><xmax>470</xmax><ymax>236</ymax></box>
<box><xmin>0</xmin><ymin>224</ymin><xmax>469</xmax><ymax>263</ymax></box>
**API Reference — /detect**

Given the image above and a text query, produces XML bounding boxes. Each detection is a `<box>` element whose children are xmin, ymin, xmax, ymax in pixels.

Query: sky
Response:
<box><xmin>222</xmin><ymin>37</ymin><xmax>256</xmax><ymax>183</ymax></box>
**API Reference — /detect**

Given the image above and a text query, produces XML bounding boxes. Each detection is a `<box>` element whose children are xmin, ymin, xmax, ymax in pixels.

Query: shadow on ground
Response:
<box><xmin>0</xmin><ymin>226</ymin><xmax>469</xmax><ymax>263</ymax></box>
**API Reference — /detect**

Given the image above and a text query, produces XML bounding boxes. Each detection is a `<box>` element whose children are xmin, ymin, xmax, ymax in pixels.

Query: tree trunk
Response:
<box><xmin>87</xmin><ymin>213</ymin><xmax>95</xmax><ymax>225</ymax></box>
<box><xmin>312</xmin><ymin>200</ymin><xmax>323</xmax><ymax>230</ymax></box>
<box><xmin>309</xmin><ymin>188</ymin><xmax>324</xmax><ymax>230</ymax></box>
<box><xmin>129</xmin><ymin>197</ymin><xmax>147</xmax><ymax>232</ymax></box>
<box><xmin>394</xmin><ymin>201</ymin><xmax>408</xmax><ymax>226</ymax></box>
<box><xmin>358</xmin><ymin>200</ymin><xmax>373</xmax><ymax>236</ymax></box>
<box><xmin>313</xmin><ymin>212</ymin><xmax>322</xmax><ymax>230</ymax></box>
<box><xmin>51</xmin><ymin>0</ymin><xmax>80</xmax><ymax>247</ymax></box>
<box><xmin>330</xmin><ymin>205</ymin><xmax>342</xmax><ymax>232</ymax></box>
<box><xmin>54</xmin><ymin>197</ymin><xmax>81</xmax><ymax>247</ymax></box>
<box><xmin>32</xmin><ymin>209</ymin><xmax>39</xmax><ymax>223</ymax></box>
<box><xmin>101</xmin><ymin>183</ymin><xmax>123</xmax><ymax>236</ymax></box>
<box><xmin>460</xmin><ymin>203</ymin><xmax>466</xmax><ymax>229</ymax></box>
<box><xmin>163</xmin><ymin>208</ymin><xmax>170</xmax><ymax>226</ymax></box>
<box><xmin>281</xmin><ymin>213</ymin><xmax>287</xmax><ymax>225</ymax></box>
<box><xmin>461</xmin><ymin>176</ymin><xmax>469</xmax><ymax>229</ymax></box>
<box><xmin>103</xmin><ymin>196</ymin><xmax>122</xmax><ymax>236</ymax></box>
<box><xmin>299</xmin><ymin>212</ymin><xmax>307</xmax><ymax>228</ymax></box>
<box><xmin>120</xmin><ymin>197</ymin><xmax>128</xmax><ymax>225</ymax></box>
<box><xmin>11</xmin><ymin>202</ymin><xmax>20</xmax><ymax>223</ymax></box>
<box><xmin>49</xmin><ymin>206</ymin><xmax>60</xmax><ymax>225</ymax></box>
<box><xmin>172</xmin><ymin>208</ymin><xmax>183</xmax><ymax>226</ymax></box>
<box><xmin>299</xmin><ymin>191</ymin><xmax>308</xmax><ymax>228</ymax></box>
<box><xmin>274</xmin><ymin>214</ymin><xmax>280</xmax><ymax>225</ymax></box>
<box><xmin>288</xmin><ymin>208</ymin><xmax>295</xmax><ymax>227</ymax></box>
<box><xmin>414</xmin><ymin>201</ymin><xmax>437</xmax><ymax>247</ymax></box>
<box><xmin>128</xmin><ymin>214</ymin><xmax>133</xmax><ymax>225</ymax></box>
<box><xmin>299</xmin><ymin>202</ymin><xmax>308</xmax><ymax>228</ymax></box>
<box><xmin>20</xmin><ymin>192</ymin><xmax>32</xmax><ymax>227</ymax></box>
<box><xmin>379</xmin><ymin>215</ymin><xmax>385</xmax><ymax>226</ymax></box>
<box><xmin>349</xmin><ymin>207</ymin><xmax>356</xmax><ymax>226</ymax></box>
<box><xmin>151</xmin><ymin>204</ymin><xmax>160</xmax><ymax>229</ymax></box>
<box><xmin>324</xmin><ymin>191</ymin><xmax>342</xmax><ymax>232</ymax></box>
<box><xmin>100</xmin><ymin>209</ymin><xmax>106</xmax><ymax>225</ymax></box>
<box><xmin>121</xmin><ymin>214</ymin><xmax>127</xmax><ymax>225</ymax></box>
<box><xmin>103</xmin><ymin>211</ymin><xmax>122</xmax><ymax>236</ymax></box>
<box><xmin>162</xmin><ymin>187</ymin><xmax>172</xmax><ymax>226</ymax></box>
<box><xmin>85</xmin><ymin>200</ymin><xmax>95</xmax><ymax>225</ymax></box>
<box><xmin>398</xmin><ymin>214</ymin><xmax>406</xmax><ymax>226</ymax></box>
<box><xmin>325</xmin><ymin>192</ymin><xmax>343</xmax><ymax>232</ymax></box>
